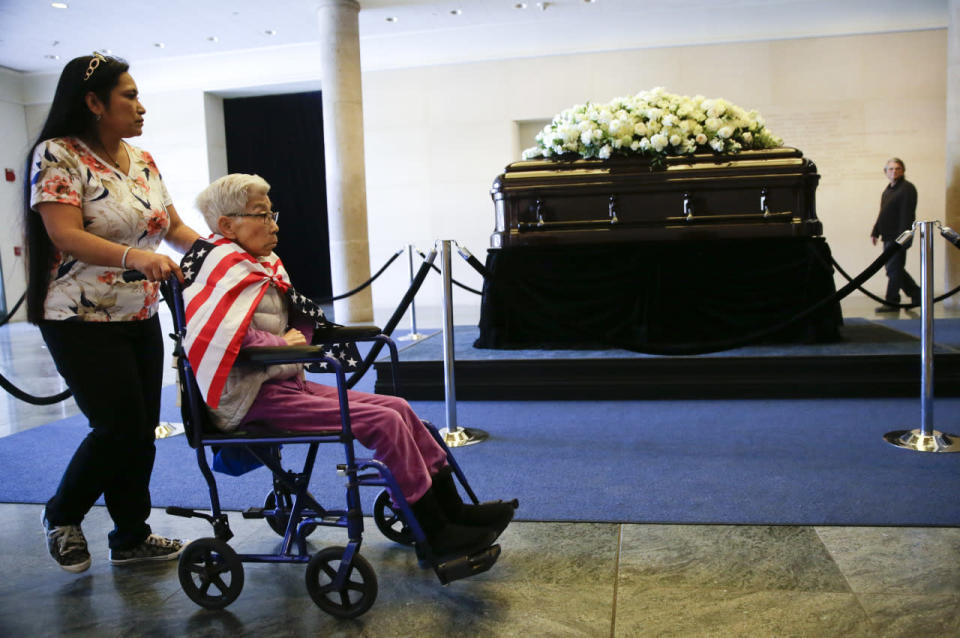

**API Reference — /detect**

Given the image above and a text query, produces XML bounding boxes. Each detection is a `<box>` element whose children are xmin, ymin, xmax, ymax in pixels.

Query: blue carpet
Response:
<box><xmin>4</xmin><ymin>386</ymin><xmax>959</xmax><ymax>526</ymax></box>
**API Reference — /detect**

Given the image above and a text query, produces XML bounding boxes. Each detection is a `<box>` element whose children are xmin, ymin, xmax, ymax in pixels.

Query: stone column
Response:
<box><xmin>317</xmin><ymin>0</ymin><xmax>373</xmax><ymax>322</ymax></box>
<box><xmin>945</xmin><ymin>0</ymin><xmax>960</xmax><ymax>304</ymax></box>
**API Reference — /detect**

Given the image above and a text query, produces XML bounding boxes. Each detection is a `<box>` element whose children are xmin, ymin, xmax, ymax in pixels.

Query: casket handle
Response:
<box><xmin>608</xmin><ymin>195</ymin><xmax>619</xmax><ymax>224</ymax></box>
<box><xmin>683</xmin><ymin>192</ymin><xmax>694</xmax><ymax>221</ymax></box>
<box><xmin>761</xmin><ymin>187</ymin><xmax>770</xmax><ymax>217</ymax></box>
<box><xmin>534</xmin><ymin>199</ymin><xmax>545</xmax><ymax>227</ymax></box>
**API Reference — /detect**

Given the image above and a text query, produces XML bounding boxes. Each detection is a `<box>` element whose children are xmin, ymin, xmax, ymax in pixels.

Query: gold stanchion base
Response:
<box><xmin>397</xmin><ymin>332</ymin><xmax>428</xmax><ymax>342</ymax></box>
<box><xmin>883</xmin><ymin>429</ymin><xmax>960</xmax><ymax>453</ymax></box>
<box><xmin>440</xmin><ymin>427</ymin><xmax>488</xmax><ymax>448</ymax></box>
<box><xmin>155</xmin><ymin>421</ymin><xmax>185</xmax><ymax>440</ymax></box>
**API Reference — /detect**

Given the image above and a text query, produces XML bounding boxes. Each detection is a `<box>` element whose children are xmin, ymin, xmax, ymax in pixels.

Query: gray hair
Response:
<box><xmin>886</xmin><ymin>157</ymin><xmax>905</xmax><ymax>172</ymax></box>
<box><xmin>195</xmin><ymin>173</ymin><xmax>271</xmax><ymax>233</ymax></box>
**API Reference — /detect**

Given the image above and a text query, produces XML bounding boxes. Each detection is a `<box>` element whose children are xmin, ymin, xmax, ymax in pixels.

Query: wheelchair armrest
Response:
<box><xmin>313</xmin><ymin>324</ymin><xmax>382</xmax><ymax>342</ymax></box>
<box><xmin>236</xmin><ymin>345</ymin><xmax>328</xmax><ymax>366</ymax></box>
<box><xmin>236</xmin><ymin>325</ymin><xmax>382</xmax><ymax>365</ymax></box>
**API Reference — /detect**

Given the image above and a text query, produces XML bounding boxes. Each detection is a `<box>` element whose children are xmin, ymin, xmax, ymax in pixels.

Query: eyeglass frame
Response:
<box><xmin>226</xmin><ymin>210</ymin><xmax>280</xmax><ymax>224</ymax></box>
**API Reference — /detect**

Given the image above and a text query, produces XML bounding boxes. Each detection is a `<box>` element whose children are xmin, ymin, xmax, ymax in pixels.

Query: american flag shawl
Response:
<box><xmin>181</xmin><ymin>236</ymin><xmax>360</xmax><ymax>408</ymax></box>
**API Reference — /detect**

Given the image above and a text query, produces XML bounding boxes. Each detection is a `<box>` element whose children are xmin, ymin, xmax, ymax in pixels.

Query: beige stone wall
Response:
<box><xmin>362</xmin><ymin>29</ymin><xmax>948</xmax><ymax>315</ymax></box>
<box><xmin>0</xmin><ymin>69</ymin><xmax>29</xmax><ymax>311</ymax></box>
<box><xmin>946</xmin><ymin>0</ymin><xmax>960</xmax><ymax>302</ymax></box>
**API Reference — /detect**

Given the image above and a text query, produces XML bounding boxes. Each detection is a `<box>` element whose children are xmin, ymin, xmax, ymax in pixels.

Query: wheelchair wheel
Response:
<box><xmin>373</xmin><ymin>489</ymin><xmax>414</xmax><ymax>545</ymax></box>
<box><xmin>178</xmin><ymin>538</ymin><xmax>244</xmax><ymax>610</ymax></box>
<box><xmin>264</xmin><ymin>490</ymin><xmax>316</xmax><ymax>539</ymax></box>
<box><xmin>305</xmin><ymin>546</ymin><xmax>378</xmax><ymax>618</ymax></box>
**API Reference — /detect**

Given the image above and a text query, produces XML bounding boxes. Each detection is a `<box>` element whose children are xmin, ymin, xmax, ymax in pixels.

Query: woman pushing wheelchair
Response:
<box><xmin>183</xmin><ymin>173</ymin><xmax>516</xmax><ymax>558</ymax></box>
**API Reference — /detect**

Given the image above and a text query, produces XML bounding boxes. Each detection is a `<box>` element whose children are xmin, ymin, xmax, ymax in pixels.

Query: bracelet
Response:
<box><xmin>120</xmin><ymin>246</ymin><xmax>132</xmax><ymax>270</ymax></box>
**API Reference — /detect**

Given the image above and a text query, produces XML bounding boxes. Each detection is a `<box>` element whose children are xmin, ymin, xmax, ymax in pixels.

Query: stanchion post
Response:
<box><xmin>438</xmin><ymin>239</ymin><xmax>487</xmax><ymax>447</ymax></box>
<box><xmin>884</xmin><ymin>220</ymin><xmax>960</xmax><ymax>452</ymax></box>
<box><xmin>398</xmin><ymin>244</ymin><xmax>426</xmax><ymax>341</ymax></box>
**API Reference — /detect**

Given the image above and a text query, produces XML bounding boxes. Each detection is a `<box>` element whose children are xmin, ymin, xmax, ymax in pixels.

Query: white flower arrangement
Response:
<box><xmin>522</xmin><ymin>88</ymin><xmax>783</xmax><ymax>166</ymax></box>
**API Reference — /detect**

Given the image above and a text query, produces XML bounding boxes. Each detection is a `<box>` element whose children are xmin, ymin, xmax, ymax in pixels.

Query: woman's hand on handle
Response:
<box><xmin>126</xmin><ymin>249</ymin><xmax>183</xmax><ymax>282</ymax></box>
<box><xmin>37</xmin><ymin>202</ymin><xmax>183</xmax><ymax>282</ymax></box>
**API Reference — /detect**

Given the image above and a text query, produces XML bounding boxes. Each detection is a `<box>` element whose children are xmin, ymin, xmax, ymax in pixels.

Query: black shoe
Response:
<box><xmin>41</xmin><ymin>507</ymin><xmax>91</xmax><ymax>573</ymax></box>
<box><xmin>410</xmin><ymin>488</ymin><xmax>497</xmax><ymax>558</ymax></box>
<box><xmin>875</xmin><ymin>304</ymin><xmax>900</xmax><ymax>313</ymax></box>
<box><xmin>109</xmin><ymin>534</ymin><xmax>186</xmax><ymax>565</ymax></box>
<box><xmin>431</xmin><ymin>466</ymin><xmax>516</xmax><ymax>540</ymax></box>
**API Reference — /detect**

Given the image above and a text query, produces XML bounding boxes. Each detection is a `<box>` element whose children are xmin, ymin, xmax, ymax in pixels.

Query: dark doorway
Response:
<box><xmin>223</xmin><ymin>92</ymin><xmax>331</xmax><ymax>300</ymax></box>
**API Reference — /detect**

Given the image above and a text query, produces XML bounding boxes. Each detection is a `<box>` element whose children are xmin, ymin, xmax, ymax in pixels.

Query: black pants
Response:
<box><xmin>883</xmin><ymin>240</ymin><xmax>920</xmax><ymax>302</ymax></box>
<box><xmin>39</xmin><ymin>315</ymin><xmax>163</xmax><ymax>550</ymax></box>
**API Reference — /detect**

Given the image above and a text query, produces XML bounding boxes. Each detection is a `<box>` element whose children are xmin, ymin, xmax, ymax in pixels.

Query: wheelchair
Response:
<box><xmin>161</xmin><ymin>277</ymin><xmax>502</xmax><ymax>618</ymax></box>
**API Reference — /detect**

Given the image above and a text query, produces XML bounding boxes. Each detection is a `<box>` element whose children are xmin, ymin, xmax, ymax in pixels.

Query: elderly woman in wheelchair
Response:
<box><xmin>171</xmin><ymin>173</ymin><xmax>515</xmax><ymax>614</ymax></box>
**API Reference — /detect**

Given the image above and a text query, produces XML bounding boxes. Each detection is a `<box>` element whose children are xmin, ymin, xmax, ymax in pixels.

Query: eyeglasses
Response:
<box><xmin>228</xmin><ymin>210</ymin><xmax>279</xmax><ymax>224</ymax></box>
<box><xmin>83</xmin><ymin>52</ymin><xmax>107</xmax><ymax>82</ymax></box>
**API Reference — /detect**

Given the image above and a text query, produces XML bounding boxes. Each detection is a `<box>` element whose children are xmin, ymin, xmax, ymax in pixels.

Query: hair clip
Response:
<box><xmin>82</xmin><ymin>52</ymin><xmax>107</xmax><ymax>82</ymax></box>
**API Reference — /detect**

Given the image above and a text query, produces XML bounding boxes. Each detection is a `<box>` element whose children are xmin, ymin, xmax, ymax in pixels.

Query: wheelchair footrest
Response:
<box><xmin>242</xmin><ymin>507</ymin><xmax>266</xmax><ymax>519</ymax></box>
<box><xmin>434</xmin><ymin>544</ymin><xmax>501</xmax><ymax>585</ymax></box>
<box><xmin>166</xmin><ymin>506</ymin><xmax>208</xmax><ymax>519</ymax></box>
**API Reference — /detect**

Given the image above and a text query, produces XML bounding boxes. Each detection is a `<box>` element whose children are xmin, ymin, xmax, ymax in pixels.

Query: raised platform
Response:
<box><xmin>373</xmin><ymin>319</ymin><xmax>960</xmax><ymax>400</ymax></box>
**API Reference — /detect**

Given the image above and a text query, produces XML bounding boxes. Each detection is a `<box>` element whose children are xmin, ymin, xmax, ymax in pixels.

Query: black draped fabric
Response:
<box><xmin>223</xmin><ymin>92</ymin><xmax>332</xmax><ymax>300</ymax></box>
<box><xmin>474</xmin><ymin>237</ymin><xmax>842</xmax><ymax>350</ymax></box>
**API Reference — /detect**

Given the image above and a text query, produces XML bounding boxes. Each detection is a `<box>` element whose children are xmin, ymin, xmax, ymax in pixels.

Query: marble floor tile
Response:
<box><xmin>467</xmin><ymin>521</ymin><xmax>620</xmax><ymax>587</ymax></box>
<box><xmin>614</xmin><ymin>586</ymin><xmax>875</xmax><ymax>638</ymax></box>
<box><xmin>175</xmin><ymin>578</ymin><xmax>614</xmax><ymax>638</ymax></box>
<box><xmin>618</xmin><ymin>524</ymin><xmax>850</xmax><ymax>593</ymax></box>
<box><xmin>855</xmin><ymin>593</ymin><xmax>960</xmax><ymax>638</ymax></box>
<box><xmin>0</xmin><ymin>503</ymin><xmax>615</xmax><ymax>637</ymax></box>
<box><xmin>3</xmin><ymin>507</ymin><xmax>959</xmax><ymax>635</ymax></box>
<box><xmin>815</xmin><ymin>526</ymin><xmax>960</xmax><ymax>594</ymax></box>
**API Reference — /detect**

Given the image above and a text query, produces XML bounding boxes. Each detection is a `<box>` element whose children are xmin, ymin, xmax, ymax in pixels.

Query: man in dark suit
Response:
<box><xmin>871</xmin><ymin>157</ymin><xmax>920</xmax><ymax>313</ymax></box>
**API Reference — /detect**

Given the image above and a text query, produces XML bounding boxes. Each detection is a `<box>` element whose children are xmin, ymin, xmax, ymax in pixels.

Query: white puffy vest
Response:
<box><xmin>207</xmin><ymin>285</ymin><xmax>302</xmax><ymax>431</ymax></box>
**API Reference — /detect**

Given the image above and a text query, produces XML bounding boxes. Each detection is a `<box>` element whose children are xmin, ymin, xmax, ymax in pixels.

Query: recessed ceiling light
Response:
<box><xmin>51</xmin><ymin>2</ymin><xmax>68</xmax><ymax>9</ymax></box>
<box><xmin>154</xmin><ymin>42</ymin><xmax>165</xmax><ymax>48</ymax></box>
<box><xmin>583</xmin><ymin>0</ymin><xmax>597</xmax><ymax>3</ymax></box>
<box><xmin>515</xmin><ymin>2</ymin><xmax>527</xmax><ymax>7</ymax></box>
<box><xmin>385</xmin><ymin>16</ymin><xmax>397</xmax><ymax>22</ymax></box>
<box><xmin>264</xmin><ymin>29</ymin><xmax>277</xmax><ymax>36</ymax></box>
<box><xmin>450</xmin><ymin>9</ymin><xmax>462</xmax><ymax>15</ymax></box>
<box><xmin>44</xmin><ymin>54</ymin><xmax>60</xmax><ymax>60</ymax></box>
<box><xmin>207</xmin><ymin>36</ymin><xmax>219</xmax><ymax>42</ymax></box>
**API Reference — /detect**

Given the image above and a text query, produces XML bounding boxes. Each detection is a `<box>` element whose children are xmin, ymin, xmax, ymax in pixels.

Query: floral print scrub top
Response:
<box><xmin>30</xmin><ymin>137</ymin><xmax>172</xmax><ymax>321</ymax></box>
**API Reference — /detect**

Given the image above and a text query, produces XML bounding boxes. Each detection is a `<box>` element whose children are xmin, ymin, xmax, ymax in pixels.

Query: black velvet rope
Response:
<box><xmin>0</xmin><ymin>292</ymin><xmax>25</xmax><ymax>328</ymax></box>
<box><xmin>621</xmin><ymin>241</ymin><xmax>906</xmax><ymax>356</ymax></box>
<box><xmin>829</xmin><ymin>255</ymin><xmax>960</xmax><ymax>309</ymax></box>
<box><xmin>314</xmin><ymin>249</ymin><xmax>404</xmax><ymax>303</ymax></box>
<box><xmin>344</xmin><ymin>251</ymin><xmax>438</xmax><ymax>389</ymax></box>
<box><xmin>459</xmin><ymin>248</ymin><xmax>491</xmax><ymax>280</ymax></box>
<box><xmin>0</xmin><ymin>291</ymin><xmax>75</xmax><ymax>405</ymax></box>
<box><xmin>414</xmin><ymin>249</ymin><xmax>483</xmax><ymax>295</ymax></box>
<box><xmin>0</xmin><ymin>373</ymin><xmax>72</xmax><ymax>406</ymax></box>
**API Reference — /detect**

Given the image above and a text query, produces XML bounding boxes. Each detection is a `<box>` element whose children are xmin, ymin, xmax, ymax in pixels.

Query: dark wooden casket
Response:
<box><xmin>477</xmin><ymin>147</ymin><xmax>842</xmax><ymax>350</ymax></box>
<box><xmin>489</xmin><ymin>147</ymin><xmax>821</xmax><ymax>248</ymax></box>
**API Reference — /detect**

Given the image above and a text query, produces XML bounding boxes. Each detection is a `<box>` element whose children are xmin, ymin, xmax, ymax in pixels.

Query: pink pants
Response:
<box><xmin>241</xmin><ymin>377</ymin><xmax>447</xmax><ymax>503</ymax></box>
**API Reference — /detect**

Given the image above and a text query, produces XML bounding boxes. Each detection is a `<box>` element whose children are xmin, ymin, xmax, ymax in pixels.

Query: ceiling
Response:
<box><xmin>0</xmin><ymin>0</ymin><xmax>949</xmax><ymax>76</ymax></box>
